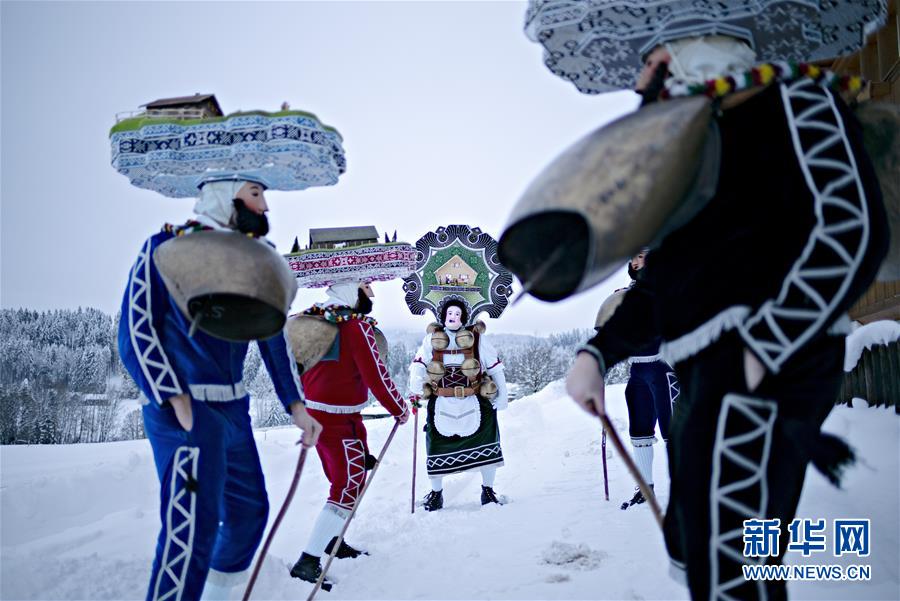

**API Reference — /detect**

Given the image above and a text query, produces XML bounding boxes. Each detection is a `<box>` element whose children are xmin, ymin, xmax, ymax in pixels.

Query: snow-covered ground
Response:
<box><xmin>1</xmin><ymin>383</ymin><xmax>898</xmax><ymax>600</ymax></box>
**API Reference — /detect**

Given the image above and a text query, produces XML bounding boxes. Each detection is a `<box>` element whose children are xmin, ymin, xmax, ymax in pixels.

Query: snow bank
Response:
<box><xmin>1</xmin><ymin>382</ymin><xmax>898</xmax><ymax>600</ymax></box>
<box><xmin>844</xmin><ymin>320</ymin><xmax>900</xmax><ymax>371</ymax></box>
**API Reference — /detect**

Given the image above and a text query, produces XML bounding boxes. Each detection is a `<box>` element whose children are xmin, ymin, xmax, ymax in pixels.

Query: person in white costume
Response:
<box><xmin>409</xmin><ymin>300</ymin><xmax>508</xmax><ymax>510</ymax></box>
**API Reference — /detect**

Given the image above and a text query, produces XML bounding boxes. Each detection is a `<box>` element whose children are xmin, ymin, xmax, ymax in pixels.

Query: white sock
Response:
<box><xmin>201</xmin><ymin>570</ymin><xmax>244</xmax><ymax>601</ymax></box>
<box><xmin>200</xmin><ymin>582</ymin><xmax>233</xmax><ymax>601</ymax></box>
<box><xmin>632</xmin><ymin>443</ymin><xmax>654</xmax><ymax>487</ymax></box>
<box><xmin>430</xmin><ymin>476</ymin><xmax>443</xmax><ymax>492</ymax></box>
<box><xmin>305</xmin><ymin>504</ymin><xmax>349</xmax><ymax>557</ymax></box>
<box><xmin>481</xmin><ymin>466</ymin><xmax>497</xmax><ymax>488</ymax></box>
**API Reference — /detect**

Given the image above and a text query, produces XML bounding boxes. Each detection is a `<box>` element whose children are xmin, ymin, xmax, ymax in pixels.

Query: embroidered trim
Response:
<box><xmin>738</xmin><ymin>80</ymin><xmax>869</xmax><ymax>374</ymax></box>
<box><xmin>305</xmin><ymin>399</ymin><xmax>370</xmax><ymax>414</ymax></box>
<box><xmin>631</xmin><ymin>435</ymin><xmax>657</xmax><ymax>447</ymax></box>
<box><xmin>153</xmin><ymin>446</ymin><xmax>199</xmax><ymax>601</ymax></box>
<box><xmin>710</xmin><ymin>394</ymin><xmax>777</xmax><ymax>600</ymax></box>
<box><xmin>188</xmin><ymin>382</ymin><xmax>247</xmax><ymax>402</ymax></box>
<box><xmin>282</xmin><ymin>330</ymin><xmax>305</xmax><ymax>404</ymax></box>
<box><xmin>128</xmin><ymin>238</ymin><xmax>183</xmax><ymax>405</ymax></box>
<box><xmin>630</xmin><ymin>353</ymin><xmax>662</xmax><ymax>363</ymax></box>
<box><xmin>336</xmin><ymin>439</ymin><xmax>366</xmax><ymax>510</ymax></box>
<box><xmin>660</xmin><ymin>306</ymin><xmax>751</xmax><ymax>366</ymax></box>
<box><xmin>358</xmin><ymin>322</ymin><xmax>406</xmax><ymax>414</ymax></box>
<box><xmin>427</xmin><ymin>443</ymin><xmax>502</xmax><ymax>469</ymax></box>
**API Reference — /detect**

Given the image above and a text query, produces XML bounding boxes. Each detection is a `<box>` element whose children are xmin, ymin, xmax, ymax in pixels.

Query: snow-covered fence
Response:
<box><xmin>837</xmin><ymin>321</ymin><xmax>900</xmax><ymax>411</ymax></box>
<box><xmin>839</xmin><ymin>342</ymin><xmax>899</xmax><ymax>411</ymax></box>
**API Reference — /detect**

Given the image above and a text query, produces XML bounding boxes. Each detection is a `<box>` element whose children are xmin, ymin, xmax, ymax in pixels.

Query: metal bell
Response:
<box><xmin>461</xmin><ymin>357</ymin><xmax>481</xmax><ymax>380</ymax></box>
<box><xmin>455</xmin><ymin>329</ymin><xmax>475</xmax><ymax>349</ymax></box>
<box><xmin>426</xmin><ymin>361</ymin><xmax>445</xmax><ymax>383</ymax></box>
<box><xmin>431</xmin><ymin>330</ymin><xmax>450</xmax><ymax>351</ymax></box>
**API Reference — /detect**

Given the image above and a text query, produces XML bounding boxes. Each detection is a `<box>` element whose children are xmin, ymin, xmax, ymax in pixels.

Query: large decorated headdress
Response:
<box><xmin>403</xmin><ymin>225</ymin><xmax>513</xmax><ymax>326</ymax></box>
<box><xmin>286</xmin><ymin>226</ymin><xmax>417</xmax><ymax>289</ymax></box>
<box><xmin>525</xmin><ymin>0</ymin><xmax>887</xmax><ymax>94</ymax></box>
<box><xmin>110</xmin><ymin>94</ymin><xmax>346</xmax><ymax>197</ymax></box>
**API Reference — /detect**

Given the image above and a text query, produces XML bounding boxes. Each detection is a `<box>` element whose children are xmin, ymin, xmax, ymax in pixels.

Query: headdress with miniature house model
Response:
<box><xmin>110</xmin><ymin>94</ymin><xmax>346</xmax><ymax>197</ymax></box>
<box><xmin>403</xmin><ymin>224</ymin><xmax>513</xmax><ymax>326</ymax></box>
<box><xmin>286</xmin><ymin>226</ymin><xmax>416</xmax><ymax>289</ymax></box>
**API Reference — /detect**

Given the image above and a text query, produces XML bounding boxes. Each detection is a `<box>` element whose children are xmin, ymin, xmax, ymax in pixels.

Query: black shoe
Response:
<box><xmin>423</xmin><ymin>489</ymin><xmax>443</xmax><ymax>511</ymax></box>
<box><xmin>481</xmin><ymin>485</ymin><xmax>503</xmax><ymax>506</ymax></box>
<box><xmin>621</xmin><ymin>485</ymin><xmax>654</xmax><ymax>510</ymax></box>
<box><xmin>325</xmin><ymin>536</ymin><xmax>367</xmax><ymax>559</ymax></box>
<box><xmin>289</xmin><ymin>552</ymin><xmax>333</xmax><ymax>591</ymax></box>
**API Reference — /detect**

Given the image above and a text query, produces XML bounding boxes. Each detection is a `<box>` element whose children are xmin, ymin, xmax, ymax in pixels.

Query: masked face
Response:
<box><xmin>356</xmin><ymin>287</ymin><xmax>374</xmax><ymax>315</ymax></box>
<box><xmin>232</xmin><ymin>182</ymin><xmax>269</xmax><ymax>236</ymax></box>
<box><xmin>630</xmin><ymin>251</ymin><xmax>646</xmax><ymax>272</ymax></box>
<box><xmin>635</xmin><ymin>46</ymin><xmax>671</xmax><ymax>93</ymax></box>
<box><xmin>444</xmin><ymin>306</ymin><xmax>463</xmax><ymax>331</ymax></box>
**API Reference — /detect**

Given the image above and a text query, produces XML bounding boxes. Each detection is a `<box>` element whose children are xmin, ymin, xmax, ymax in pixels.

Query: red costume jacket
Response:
<box><xmin>301</xmin><ymin>318</ymin><xmax>407</xmax><ymax>421</ymax></box>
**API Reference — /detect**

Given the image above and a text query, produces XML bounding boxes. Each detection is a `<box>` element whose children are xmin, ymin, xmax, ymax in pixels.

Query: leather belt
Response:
<box><xmin>435</xmin><ymin>385</ymin><xmax>477</xmax><ymax>398</ymax></box>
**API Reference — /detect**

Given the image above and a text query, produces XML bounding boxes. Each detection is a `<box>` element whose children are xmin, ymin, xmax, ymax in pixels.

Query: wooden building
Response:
<box><xmin>308</xmin><ymin>226</ymin><xmax>380</xmax><ymax>250</ymax></box>
<box><xmin>141</xmin><ymin>94</ymin><xmax>223</xmax><ymax>119</ymax></box>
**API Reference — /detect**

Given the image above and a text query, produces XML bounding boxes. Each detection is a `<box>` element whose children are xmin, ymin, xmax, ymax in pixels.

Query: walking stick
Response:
<box><xmin>598</xmin><ymin>414</ymin><xmax>663</xmax><ymax>530</ymax></box>
<box><xmin>243</xmin><ymin>444</ymin><xmax>309</xmax><ymax>601</ymax></box>
<box><xmin>601</xmin><ymin>428</ymin><xmax>609</xmax><ymax>501</ymax></box>
<box><xmin>307</xmin><ymin>420</ymin><xmax>402</xmax><ymax>601</ymax></box>
<box><xmin>411</xmin><ymin>402</ymin><xmax>419</xmax><ymax>514</ymax></box>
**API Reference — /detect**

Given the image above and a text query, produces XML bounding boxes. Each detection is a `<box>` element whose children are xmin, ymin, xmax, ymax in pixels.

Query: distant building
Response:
<box><xmin>142</xmin><ymin>94</ymin><xmax>223</xmax><ymax>119</ymax></box>
<box><xmin>117</xmin><ymin>94</ymin><xmax>223</xmax><ymax>123</ymax></box>
<box><xmin>308</xmin><ymin>226</ymin><xmax>380</xmax><ymax>250</ymax></box>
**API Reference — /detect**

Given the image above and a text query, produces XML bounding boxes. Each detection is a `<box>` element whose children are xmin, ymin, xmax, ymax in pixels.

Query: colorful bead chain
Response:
<box><xmin>302</xmin><ymin>305</ymin><xmax>378</xmax><ymax>326</ymax></box>
<box><xmin>662</xmin><ymin>61</ymin><xmax>864</xmax><ymax>101</ymax></box>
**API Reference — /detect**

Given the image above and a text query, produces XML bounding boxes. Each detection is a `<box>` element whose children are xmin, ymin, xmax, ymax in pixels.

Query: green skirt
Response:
<box><xmin>425</xmin><ymin>397</ymin><xmax>504</xmax><ymax>476</ymax></box>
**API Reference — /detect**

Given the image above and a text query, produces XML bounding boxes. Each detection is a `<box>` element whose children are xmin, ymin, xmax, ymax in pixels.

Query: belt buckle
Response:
<box><xmin>454</xmin><ymin>386</ymin><xmax>465</xmax><ymax>398</ymax></box>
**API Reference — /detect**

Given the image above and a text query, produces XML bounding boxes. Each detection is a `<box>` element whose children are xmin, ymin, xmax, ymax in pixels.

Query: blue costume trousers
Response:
<box><xmin>142</xmin><ymin>398</ymin><xmax>269</xmax><ymax>601</ymax></box>
<box><xmin>625</xmin><ymin>361</ymin><xmax>679</xmax><ymax>442</ymax></box>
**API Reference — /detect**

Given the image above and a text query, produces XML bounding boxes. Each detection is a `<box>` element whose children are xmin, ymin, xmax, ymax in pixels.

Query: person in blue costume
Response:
<box><xmin>616</xmin><ymin>249</ymin><xmax>679</xmax><ymax>510</ymax></box>
<box><xmin>118</xmin><ymin>179</ymin><xmax>323</xmax><ymax>601</ymax></box>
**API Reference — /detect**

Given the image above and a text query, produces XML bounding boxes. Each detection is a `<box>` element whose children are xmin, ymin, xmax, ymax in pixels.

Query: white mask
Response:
<box><xmin>665</xmin><ymin>35</ymin><xmax>757</xmax><ymax>84</ymax></box>
<box><xmin>193</xmin><ymin>180</ymin><xmax>245</xmax><ymax>229</ymax></box>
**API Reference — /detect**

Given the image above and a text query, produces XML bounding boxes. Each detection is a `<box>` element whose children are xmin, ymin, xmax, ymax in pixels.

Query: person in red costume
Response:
<box><xmin>289</xmin><ymin>281</ymin><xmax>409</xmax><ymax>587</ymax></box>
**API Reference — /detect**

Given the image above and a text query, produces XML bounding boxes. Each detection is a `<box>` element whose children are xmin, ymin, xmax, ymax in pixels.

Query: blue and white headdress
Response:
<box><xmin>110</xmin><ymin>108</ymin><xmax>346</xmax><ymax>197</ymax></box>
<box><xmin>524</xmin><ymin>0</ymin><xmax>887</xmax><ymax>94</ymax></box>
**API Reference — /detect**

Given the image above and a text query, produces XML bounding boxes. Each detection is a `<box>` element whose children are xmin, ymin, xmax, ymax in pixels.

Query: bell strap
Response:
<box><xmin>435</xmin><ymin>385</ymin><xmax>478</xmax><ymax>398</ymax></box>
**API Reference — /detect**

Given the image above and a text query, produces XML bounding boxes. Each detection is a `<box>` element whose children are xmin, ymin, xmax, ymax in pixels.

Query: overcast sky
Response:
<box><xmin>1</xmin><ymin>1</ymin><xmax>639</xmax><ymax>336</ymax></box>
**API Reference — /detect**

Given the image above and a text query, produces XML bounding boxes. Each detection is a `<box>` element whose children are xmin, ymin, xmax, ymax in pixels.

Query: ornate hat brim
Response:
<box><xmin>525</xmin><ymin>0</ymin><xmax>886</xmax><ymax>94</ymax></box>
<box><xmin>110</xmin><ymin>111</ymin><xmax>346</xmax><ymax>198</ymax></box>
<box><xmin>286</xmin><ymin>243</ymin><xmax>417</xmax><ymax>289</ymax></box>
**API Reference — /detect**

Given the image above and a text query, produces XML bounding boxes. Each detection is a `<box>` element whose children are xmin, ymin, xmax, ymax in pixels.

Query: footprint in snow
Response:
<box><xmin>540</xmin><ymin>541</ymin><xmax>606</xmax><ymax>571</ymax></box>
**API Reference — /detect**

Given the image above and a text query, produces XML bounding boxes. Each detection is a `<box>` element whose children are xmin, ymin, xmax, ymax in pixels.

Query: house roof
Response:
<box><xmin>309</xmin><ymin>226</ymin><xmax>379</xmax><ymax>245</ymax></box>
<box><xmin>435</xmin><ymin>254</ymin><xmax>477</xmax><ymax>276</ymax></box>
<box><xmin>142</xmin><ymin>94</ymin><xmax>222</xmax><ymax>114</ymax></box>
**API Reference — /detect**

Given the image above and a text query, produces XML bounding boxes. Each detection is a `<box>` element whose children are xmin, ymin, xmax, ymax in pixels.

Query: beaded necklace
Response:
<box><xmin>661</xmin><ymin>61</ymin><xmax>863</xmax><ymax>101</ymax></box>
<box><xmin>303</xmin><ymin>305</ymin><xmax>378</xmax><ymax>326</ymax></box>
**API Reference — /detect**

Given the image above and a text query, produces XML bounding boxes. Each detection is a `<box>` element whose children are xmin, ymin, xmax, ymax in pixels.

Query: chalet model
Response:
<box><xmin>116</xmin><ymin>93</ymin><xmax>223</xmax><ymax>122</ymax></box>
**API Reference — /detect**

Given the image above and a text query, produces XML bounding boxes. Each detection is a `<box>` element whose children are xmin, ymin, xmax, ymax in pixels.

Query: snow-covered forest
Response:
<box><xmin>0</xmin><ymin>309</ymin><xmax>623</xmax><ymax>445</ymax></box>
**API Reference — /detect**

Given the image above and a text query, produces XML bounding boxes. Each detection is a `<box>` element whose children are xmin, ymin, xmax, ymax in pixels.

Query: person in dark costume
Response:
<box><xmin>409</xmin><ymin>299</ymin><xmax>509</xmax><ymax>511</ymax></box>
<box><xmin>615</xmin><ymin>250</ymin><xmax>680</xmax><ymax>510</ymax></box>
<box><xmin>565</xmin><ymin>34</ymin><xmax>889</xmax><ymax>601</ymax></box>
